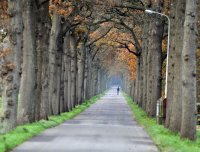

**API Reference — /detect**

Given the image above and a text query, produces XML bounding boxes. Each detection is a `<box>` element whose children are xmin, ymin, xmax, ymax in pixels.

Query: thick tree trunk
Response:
<box><xmin>48</xmin><ymin>12</ymin><xmax>62</xmax><ymax>115</ymax></box>
<box><xmin>148</xmin><ymin>19</ymin><xmax>163</xmax><ymax>117</ymax></box>
<box><xmin>78</xmin><ymin>41</ymin><xmax>86</xmax><ymax>104</ymax></box>
<box><xmin>1</xmin><ymin>0</ymin><xmax>22</xmax><ymax>133</ymax></box>
<box><xmin>97</xmin><ymin>68</ymin><xmax>101</xmax><ymax>94</ymax></box>
<box><xmin>93</xmin><ymin>63</ymin><xmax>99</xmax><ymax>96</ymax></box>
<box><xmin>145</xmin><ymin>0</ymin><xmax>164</xmax><ymax>117</ymax></box>
<box><xmin>84</xmin><ymin>49</ymin><xmax>88</xmax><ymax>99</ymax></box>
<box><xmin>142</xmin><ymin>20</ymin><xmax>149</xmax><ymax>110</ymax></box>
<box><xmin>135</xmin><ymin>61</ymin><xmax>140</xmax><ymax>104</ymax></box>
<box><xmin>70</xmin><ymin>32</ymin><xmax>77</xmax><ymax>107</ymax></box>
<box><xmin>138</xmin><ymin>55</ymin><xmax>143</xmax><ymax>107</ymax></box>
<box><xmin>165</xmin><ymin>0</ymin><xmax>177</xmax><ymax>128</ymax></box>
<box><xmin>63</xmin><ymin>32</ymin><xmax>70</xmax><ymax>111</ymax></box>
<box><xmin>180</xmin><ymin>0</ymin><xmax>197</xmax><ymax>140</ymax></box>
<box><xmin>146</xmin><ymin>34</ymin><xmax>153</xmax><ymax>114</ymax></box>
<box><xmin>59</xmin><ymin>54</ymin><xmax>64</xmax><ymax>113</ymax></box>
<box><xmin>86</xmin><ymin>51</ymin><xmax>92</xmax><ymax>99</ymax></box>
<box><xmin>67</xmin><ymin>43</ymin><xmax>72</xmax><ymax>111</ymax></box>
<box><xmin>35</xmin><ymin>0</ymin><xmax>50</xmax><ymax>121</ymax></box>
<box><xmin>18</xmin><ymin>0</ymin><xmax>37</xmax><ymax>123</ymax></box>
<box><xmin>169</xmin><ymin>0</ymin><xmax>186</xmax><ymax>132</ymax></box>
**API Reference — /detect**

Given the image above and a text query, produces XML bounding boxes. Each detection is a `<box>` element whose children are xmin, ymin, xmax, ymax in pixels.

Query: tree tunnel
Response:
<box><xmin>0</xmin><ymin>0</ymin><xmax>199</xmax><ymax>141</ymax></box>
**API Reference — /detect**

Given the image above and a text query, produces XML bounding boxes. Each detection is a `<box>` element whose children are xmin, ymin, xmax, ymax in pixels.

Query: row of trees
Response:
<box><xmin>0</xmin><ymin>0</ymin><xmax>199</xmax><ymax>141</ymax></box>
<box><xmin>121</xmin><ymin>0</ymin><xmax>198</xmax><ymax>140</ymax></box>
<box><xmin>0</xmin><ymin>0</ymin><xmax>112</xmax><ymax>134</ymax></box>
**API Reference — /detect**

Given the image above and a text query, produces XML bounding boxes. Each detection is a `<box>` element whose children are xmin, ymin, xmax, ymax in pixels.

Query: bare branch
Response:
<box><xmin>87</xmin><ymin>27</ymin><xmax>112</xmax><ymax>47</ymax></box>
<box><xmin>111</xmin><ymin>40</ymin><xmax>140</xmax><ymax>57</ymax></box>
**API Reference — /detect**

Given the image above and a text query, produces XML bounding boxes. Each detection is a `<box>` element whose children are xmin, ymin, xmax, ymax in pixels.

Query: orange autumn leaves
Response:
<box><xmin>90</xmin><ymin>25</ymin><xmax>138</xmax><ymax>80</ymax></box>
<box><xmin>107</xmin><ymin>30</ymin><xmax>137</xmax><ymax>80</ymax></box>
<box><xmin>118</xmin><ymin>50</ymin><xmax>137</xmax><ymax>80</ymax></box>
<box><xmin>48</xmin><ymin>1</ymin><xmax>138</xmax><ymax>80</ymax></box>
<box><xmin>49</xmin><ymin>0</ymin><xmax>88</xmax><ymax>24</ymax></box>
<box><xmin>0</xmin><ymin>0</ymin><xmax>8</xmax><ymax>19</ymax></box>
<box><xmin>0</xmin><ymin>0</ymin><xmax>9</xmax><ymax>28</ymax></box>
<box><xmin>49</xmin><ymin>0</ymin><xmax>74</xmax><ymax>16</ymax></box>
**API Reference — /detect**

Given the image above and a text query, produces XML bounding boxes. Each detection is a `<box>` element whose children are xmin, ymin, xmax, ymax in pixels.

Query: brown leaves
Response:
<box><xmin>49</xmin><ymin>0</ymin><xmax>74</xmax><ymax>17</ymax></box>
<box><xmin>0</xmin><ymin>0</ymin><xmax>9</xmax><ymax>28</ymax></box>
<box><xmin>75</xmin><ymin>26</ymin><xmax>88</xmax><ymax>35</ymax></box>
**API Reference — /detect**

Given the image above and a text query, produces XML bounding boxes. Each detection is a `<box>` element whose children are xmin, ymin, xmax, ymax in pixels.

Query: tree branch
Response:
<box><xmin>111</xmin><ymin>40</ymin><xmax>140</xmax><ymax>57</ymax></box>
<box><xmin>108</xmin><ymin>19</ymin><xmax>142</xmax><ymax>53</ymax></box>
<box><xmin>92</xmin><ymin>48</ymin><xmax>100</xmax><ymax>61</ymax></box>
<box><xmin>86</xmin><ymin>27</ymin><xmax>112</xmax><ymax>47</ymax></box>
<box><xmin>113</xmin><ymin>4</ymin><xmax>145</xmax><ymax>11</ymax></box>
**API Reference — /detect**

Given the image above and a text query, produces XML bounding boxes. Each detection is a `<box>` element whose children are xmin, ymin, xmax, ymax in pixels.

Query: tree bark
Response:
<box><xmin>35</xmin><ymin>0</ymin><xmax>50</xmax><ymax>121</ymax></box>
<box><xmin>18</xmin><ymin>0</ymin><xmax>37</xmax><ymax>123</ymax></box>
<box><xmin>146</xmin><ymin>0</ymin><xmax>164</xmax><ymax>117</ymax></box>
<box><xmin>138</xmin><ymin>55</ymin><xmax>143</xmax><ymax>107</ymax></box>
<box><xmin>142</xmin><ymin>20</ymin><xmax>149</xmax><ymax>110</ymax></box>
<box><xmin>48</xmin><ymin>12</ymin><xmax>62</xmax><ymax>115</ymax></box>
<box><xmin>59</xmin><ymin>54</ymin><xmax>64</xmax><ymax>113</ymax></box>
<box><xmin>63</xmin><ymin>32</ymin><xmax>71</xmax><ymax>111</ymax></box>
<box><xmin>169</xmin><ymin>0</ymin><xmax>186</xmax><ymax>132</ymax></box>
<box><xmin>78</xmin><ymin>41</ymin><xmax>86</xmax><ymax>104</ymax></box>
<box><xmin>1</xmin><ymin>0</ymin><xmax>22</xmax><ymax>133</ymax></box>
<box><xmin>86</xmin><ymin>50</ymin><xmax>92</xmax><ymax>99</ymax></box>
<box><xmin>70</xmin><ymin>32</ymin><xmax>77</xmax><ymax>107</ymax></box>
<box><xmin>135</xmin><ymin>60</ymin><xmax>140</xmax><ymax>104</ymax></box>
<box><xmin>165</xmin><ymin>0</ymin><xmax>177</xmax><ymax>128</ymax></box>
<box><xmin>180</xmin><ymin>0</ymin><xmax>197</xmax><ymax>140</ymax></box>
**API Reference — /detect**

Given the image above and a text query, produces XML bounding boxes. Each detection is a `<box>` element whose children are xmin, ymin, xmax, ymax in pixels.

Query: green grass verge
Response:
<box><xmin>124</xmin><ymin>93</ymin><xmax>200</xmax><ymax>152</ymax></box>
<box><xmin>0</xmin><ymin>97</ymin><xmax>2</xmax><ymax>117</ymax></box>
<box><xmin>0</xmin><ymin>93</ymin><xmax>105</xmax><ymax>152</ymax></box>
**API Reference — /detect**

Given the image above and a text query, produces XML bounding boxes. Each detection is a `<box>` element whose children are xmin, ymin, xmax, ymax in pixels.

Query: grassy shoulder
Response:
<box><xmin>0</xmin><ymin>93</ymin><xmax>105</xmax><ymax>152</ymax></box>
<box><xmin>124</xmin><ymin>93</ymin><xmax>200</xmax><ymax>152</ymax></box>
<box><xmin>0</xmin><ymin>97</ymin><xmax>2</xmax><ymax>117</ymax></box>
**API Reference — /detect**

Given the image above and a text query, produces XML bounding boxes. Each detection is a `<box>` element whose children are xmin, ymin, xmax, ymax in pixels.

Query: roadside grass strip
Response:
<box><xmin>0</xmin><ymin>92</ymin><xmax>105</xmax><ymax>152</ymax></box>
<box><xmin>124</xmin><ymin>93</ymin><xmax>200</xmax><ymax>152</ymax></box>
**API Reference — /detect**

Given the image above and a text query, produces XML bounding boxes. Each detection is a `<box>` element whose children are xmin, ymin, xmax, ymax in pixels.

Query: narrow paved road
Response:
<box><xmin>13</xmin><ymin>88</ymin><xmax>159</xmax><ymax>152</ymax></box>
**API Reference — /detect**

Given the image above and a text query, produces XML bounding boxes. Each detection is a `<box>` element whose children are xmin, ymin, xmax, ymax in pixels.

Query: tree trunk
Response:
<box><xmin>135</xmin><ymin>60</ymin><xmax>140</xmax><ymax>104</ymax></box>
<box><xmin>148</xmin><ymin>19</ymin><xmax>163</xmax><ymax>117</ymax></box>
<box><xmin>142</xmin><ymin>20</ymin><xmax>149</xmax><ymax>110</ymax></box>
<box><xmin>145</xmin><ymin>0</ymin><xmax>164</xmax><ymax>117</ymax></box>
<box><xmin>97</xmin><ymin>68</ymin><xmax>101</xmax><ymax>94</ymax></box>
<box><xmin>169</xmin><ymin>0</ymin><xmax>186</xmax><ymax>132</ymax></box>
<box><xmin>86</xmin><ymin>50</ymin><xmax>92</xmax><ymax>99</ymax></box>
<box><xmin>18</xmin><ymin>0</ymin><xmax>37</xmax><ymax>123</ymax></box>
<box><xmin>67</xmin><ymin>45</ymin><xmax>72</xmax><ymax>111</ymax></box>
<box><xmin>138</xmin><ymin>55</ymin><xmax>143</xmax><ymax>107</ymax></box>
<box><xmin>78</xmin><ymin>41</ymin><xmax>86</xmax><ymax>104</ymax></box>
<box><xmin>35</xmin><ymin>0</ymin><xmax>50</xmax><ymax>121</ymax></box>
<box><xmin>70</xmin><ymin>32</ymin><xmax>77</xmax><ymax>107</ymax></box>
<box><xmin>59</xmin><ymin>54</ymin><xmax>64</xmax><ymax>113</ymax></box>
<box><xmin>180</xmin><ymin>0</ymin><xmax>197</xmax><ymax>140</ymax></box>
<box><xmin>165</xmin><ymin>0</ymin><xmax>177</xmax><ymax>128</ymax></box>
<box><xmin>48</xmin><ymin>12</ymin><xmax>62</xmax><ymax>115</ymax></box>
<box><xmin>84</xmin><ymin>49</ymin><xmax>89</xmax><ymax>99</ymax></box>
<box><xmin>146</xmin><ymin>34</ymin><xmax>153</xmax><ymax>114</ymax></box>
<box><xmin>63</xmin><ymin>32</ymin><xmax>70</xmax><ymax>111</ymax></box>
<box><xmin>1</xmin><ymin>0</ymin><xmax>22</xmax><ymax>133</ymax></box>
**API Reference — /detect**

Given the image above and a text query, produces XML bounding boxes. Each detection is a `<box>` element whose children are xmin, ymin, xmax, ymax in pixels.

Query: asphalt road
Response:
<box><xmin>12</xmin><ymin>88</ymin><xmax>159</xmax><ymax>152</ymax></box>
